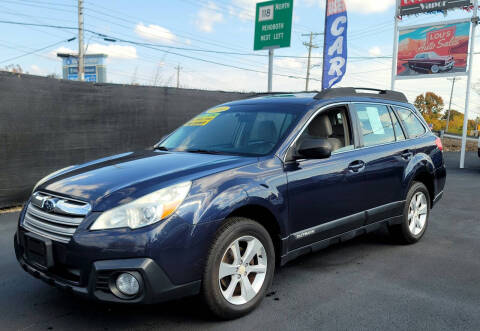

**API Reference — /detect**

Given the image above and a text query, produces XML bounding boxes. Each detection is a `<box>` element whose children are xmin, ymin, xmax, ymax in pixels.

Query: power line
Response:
<box><xmin>0</xmin><ymin>19</ymin><xmax>394</xmax><ymax>60</ymax></box>
<box><xmin>0</xmin><ymin>36</ymin><xmax>75</xmax><ymax>65</ymax></box>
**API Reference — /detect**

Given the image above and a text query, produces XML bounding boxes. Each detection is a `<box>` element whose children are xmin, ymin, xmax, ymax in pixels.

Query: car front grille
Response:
<box><xmin>22</xmin><ymin>192</ymin><xmax>91</xmax><ymax>244</ymax></box>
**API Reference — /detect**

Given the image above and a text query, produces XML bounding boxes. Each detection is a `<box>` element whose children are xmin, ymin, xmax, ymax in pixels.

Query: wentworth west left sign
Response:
<box><xmin>399</xmin><ymin>0</ymin><xmax>471</xmax><ymax>16</ymax></box>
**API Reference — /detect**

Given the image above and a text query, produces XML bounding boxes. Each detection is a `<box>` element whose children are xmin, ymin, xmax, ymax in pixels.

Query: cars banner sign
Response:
<box><xmin>322</xmin><ymin>0</ymin><xmax>348</xmax><ymax>90</ymax></box>
<box><xmin>396</xmin><ymin>20</ymin><xmax>470</xmax><ymax>79</ymax></box>
<box><xmin>399</xmin><ymin>0</ymin><xmax>471</xmax><ymax>16</ymax></box>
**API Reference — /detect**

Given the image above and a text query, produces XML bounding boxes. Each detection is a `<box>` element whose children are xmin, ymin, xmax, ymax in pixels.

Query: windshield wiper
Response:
<box><xmin>185</xmin><ymin>149</ymin><xmax>227</xmax><ymax>155</ymax></box>
<box><xmin>154</xmin><ymin>146</ymin><xmax>169</xmax><ymax>151</ymax></box>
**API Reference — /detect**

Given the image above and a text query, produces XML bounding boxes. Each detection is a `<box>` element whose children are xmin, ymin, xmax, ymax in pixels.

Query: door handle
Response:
<box><xmin>348</xmin><ymin>160</ymin><xmax>365</xmax><ymax>173</ymax></box>
<box><xmin>401</xmin><ymin>150</ymin><xmax>413</xmax><ymax>160</ymax></box>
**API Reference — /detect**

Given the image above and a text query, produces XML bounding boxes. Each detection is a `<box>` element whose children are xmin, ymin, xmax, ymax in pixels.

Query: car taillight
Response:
<box><xmin>435</xmin><ymin>137</ymin><xmax>443</xmax><ymax>151</ymax></box>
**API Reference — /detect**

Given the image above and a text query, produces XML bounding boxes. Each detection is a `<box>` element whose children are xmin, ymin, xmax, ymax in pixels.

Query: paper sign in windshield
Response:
<box><xmin>206</xmin><ymin>106</ymin><xmax>230</xmax><ymax>113</ymax></box>
<box><xmin>184</xmin><ymin>113</ymin><xmax>220</xmax><ymax>126</ymax></box>
<box><xmin>366</xmin><ymin>107</ymin><xmax>385</xmax><ymax>135</ymax></box>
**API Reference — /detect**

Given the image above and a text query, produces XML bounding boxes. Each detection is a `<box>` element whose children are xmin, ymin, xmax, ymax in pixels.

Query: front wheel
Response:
<box><xmin>431</xmin><ymin>64</ymin><xmax>440</xmax><ymax>73</ymax></box>
<box><xmin>202</xmin><ymin>217</ymin><xmax>275</xmax><ymax>319</ymax></box>
<box><xmin>390</xmin><ymin>182</ymin><xmax>430</xmax><ymax>244</ymax></box>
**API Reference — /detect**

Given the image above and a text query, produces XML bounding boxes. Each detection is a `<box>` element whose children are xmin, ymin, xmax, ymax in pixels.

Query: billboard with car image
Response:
<box><xmin>396</xmin><ymin>20</ymin><xmax>471</xmax><ymax>79</ymax></box>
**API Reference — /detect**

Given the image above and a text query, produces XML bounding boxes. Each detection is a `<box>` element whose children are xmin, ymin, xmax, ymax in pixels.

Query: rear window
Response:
<box><xmin>353</xmin><ymin>104</ymin><xmax>396</xmax><ymax>147</ymax></box>
<box><xmin>395</xmin><ymin>107</ymin><xmax>426</xmax><ymax>138</ymax></box>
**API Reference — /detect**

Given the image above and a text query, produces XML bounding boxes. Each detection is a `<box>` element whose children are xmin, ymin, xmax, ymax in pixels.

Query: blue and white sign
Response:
<box><xmin>59</xmin><ymin>53</ymin><xmax>107</xmax><ymax>83</ymax></box>
<box><xmin>322</xmin><ymin>0</ymin><xmax>348</xmax><ymax>90</ymax></box>
<box><xmin>67</xmin><ymin>66</ymin><xmax>97</xmax><ymax>81</ymax></box>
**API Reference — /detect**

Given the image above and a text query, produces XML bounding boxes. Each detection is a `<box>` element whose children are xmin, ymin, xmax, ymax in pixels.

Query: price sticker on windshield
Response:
<box><xmin>206</xmin><ymin>106</ymin><xmax>230</xmax><ymax>113</ymax></box>
<box><xmin>185</xmin><ymin>113</ymin><xmax>220</xmax><ymax>126</ymax></box>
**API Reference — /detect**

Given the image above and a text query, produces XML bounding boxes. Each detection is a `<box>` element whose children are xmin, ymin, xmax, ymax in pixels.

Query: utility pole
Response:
<box><xmin>446</xmin><ymin>77</ymin><xmax>460</xmax><ymax>133</ymax></box>
<box><xmin>302</xmin><ymin>32</ymin><xmax>322</xmax><ymax>91</ymax></box>
<box><xmin>78</xmin><ymin>0</ymin><xmax>84</xmax><ymax>81</ymax></box>
<box><xmin>175</xmin><ymin>65</ymin><xmax>182</xmax><ymax>88</ymax></box>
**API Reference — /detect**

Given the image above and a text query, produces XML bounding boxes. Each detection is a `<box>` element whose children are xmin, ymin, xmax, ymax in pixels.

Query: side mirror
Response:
<box><xmin>297</xmin><ymin>138</ymin><xmax>332</xmax><ymax>159</ymax></box>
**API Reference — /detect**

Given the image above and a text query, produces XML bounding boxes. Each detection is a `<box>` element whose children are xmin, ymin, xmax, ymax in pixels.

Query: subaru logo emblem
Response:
<box><xmin>43</xmin><ymin>199</ymin><xmax>56</xmax><ymax>213</ymax></box>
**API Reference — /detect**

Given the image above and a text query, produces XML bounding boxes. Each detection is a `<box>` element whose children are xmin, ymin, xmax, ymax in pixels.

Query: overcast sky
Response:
<box><xmin>0</xmin><ymin>0</ymin><xmax>479</xmax><ymax>118</ymax></box>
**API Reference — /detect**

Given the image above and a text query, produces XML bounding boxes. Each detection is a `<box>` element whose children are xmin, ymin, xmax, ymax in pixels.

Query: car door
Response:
<box><xmin>349</xmin><ymin>102</ymin><xmax>407</xmax><ymax>224</ymax></box>
<box><xmin>285</xmin><ymin>104</ymin><xmax>367</xmax><ymax>250</ymax></box>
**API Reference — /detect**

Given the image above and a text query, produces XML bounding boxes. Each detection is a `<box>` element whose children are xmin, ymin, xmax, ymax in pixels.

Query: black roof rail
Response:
<box><xmin>250</xmin><ymin>91</ymin><xmax>320</xmax><ymax>98</ymax></box>
<box><xmin>313</xmin><ymin>87</ymin><xmax>408</xmax><ymax>103</ymax></box>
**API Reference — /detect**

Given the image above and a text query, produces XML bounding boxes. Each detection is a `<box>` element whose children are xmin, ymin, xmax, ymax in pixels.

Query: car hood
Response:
<box><xmin>38</xmin><ymin>150</ymin><xmax>256</xmax><ymax>211</ymax></box>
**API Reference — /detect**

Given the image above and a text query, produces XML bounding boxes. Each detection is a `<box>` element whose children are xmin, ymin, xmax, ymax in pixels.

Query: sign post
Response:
<box><xmin>254</xmin><ymin>0</ymin><xmax>293</xmax><ymax>92</ymax></box>
<box><xmin>391</xmin><ymin>0</ymin><xmax>400</xmax><ymax>90</ymax></box>
<box><xmin>460</xmin><ymin>0</ymin><xmax>478</xmax><ymax>169</ymax></box>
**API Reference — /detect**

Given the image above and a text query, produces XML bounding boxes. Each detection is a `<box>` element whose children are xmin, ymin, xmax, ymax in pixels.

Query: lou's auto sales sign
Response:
<box><xmin>400</xmin><ymin>0</ymin><xmax>471</xmax><ymax>16</ymax></box>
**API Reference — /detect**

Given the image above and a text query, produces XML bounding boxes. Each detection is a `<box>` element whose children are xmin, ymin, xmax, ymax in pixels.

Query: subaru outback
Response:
<box><xmin>14</xmin><ymin>87</ymin><xmax>446</xmax><ymax>319</ymax></box>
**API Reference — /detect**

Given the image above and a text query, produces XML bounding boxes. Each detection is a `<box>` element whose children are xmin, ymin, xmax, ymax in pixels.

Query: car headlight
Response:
<box><xmin>90</xmin><ymin>181</ymin><xmax>191</xmax><ymax>230</ymax></box>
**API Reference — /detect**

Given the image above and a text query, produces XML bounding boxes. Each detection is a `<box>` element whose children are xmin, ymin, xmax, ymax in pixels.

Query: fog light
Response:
<box><xmin>116</xmin><ymin>272</ymin><xmax>140</xmax><ymax>296</ymax></box>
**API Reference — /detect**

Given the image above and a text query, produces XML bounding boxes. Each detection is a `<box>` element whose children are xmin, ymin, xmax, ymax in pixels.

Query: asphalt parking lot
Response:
<box><xmin>1</xmin><ymin>152</ymin><xmax>479</xmax><ymax>330</ymax></box>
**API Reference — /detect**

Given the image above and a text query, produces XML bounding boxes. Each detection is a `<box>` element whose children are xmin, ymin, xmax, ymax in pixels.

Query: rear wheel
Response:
<box><xmin>390</xmin><ymin>182</ymin><xmax>430</xmax><ymax>244</ymax></box>
<box><xmin>202</xmin><ymin>217</ymin><xmax>275</xmax><ymax>319</ymax></box>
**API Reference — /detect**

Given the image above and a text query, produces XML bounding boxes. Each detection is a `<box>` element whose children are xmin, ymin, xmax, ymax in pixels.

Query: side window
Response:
<box><xmin>353</xmin><ymin>104</ymin><xmax>396</xmax><ymax>147</ymax></box>
<box><xmin>389</xmin><ymin>109</ymin><xmax>406</xmax><ymax>141</ymax></box>
<box><xmin>297</xmin><ymin>105</ymin><xmax>354</xmax><ymax>154</ymax></box>
<box><xmin>395</xmin><ymin>107</ymin><xmax>426</xmax><ymax>138</ymax></box>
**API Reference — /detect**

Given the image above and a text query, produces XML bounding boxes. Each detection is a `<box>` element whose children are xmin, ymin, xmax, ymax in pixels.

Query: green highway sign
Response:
<box><xmin>254</xmin><ymin>0</ymin><xmax>293</xmax><ymax>51</ymax></box>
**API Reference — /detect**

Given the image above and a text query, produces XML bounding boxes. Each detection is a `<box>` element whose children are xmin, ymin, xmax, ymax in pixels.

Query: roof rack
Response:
<box><xmin>250</xmin><ymin>91</ymin><xmax>317</xmax><ymax>97</ymax></box>
<box><xmin>314</xmin><ymin>87</ymin><xmax>408</xmax><ymax>103</ymax></box>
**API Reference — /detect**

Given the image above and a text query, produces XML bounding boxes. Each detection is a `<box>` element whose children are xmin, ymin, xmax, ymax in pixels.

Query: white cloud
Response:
<box><xmin>87</xmin><ymin>44</ymin><xmax>137</xmax><ymax>59</ymax></box>
<box><xmin>368</xmin><ymin>46</ymin><xmax>382</xmax><ymax>57</ymax></box>
<box><xmin>230</xmin><ymin>0</ymin><xmax>258</xmax><ymax>21</ymax></box>
<box><xmin>135</xmin><ymin>23</ymin><xmax>176</xmax><ymax>43</ymax></box>
<box><xmin>346</xmin><ymin>0</ymin><xmax>395</xmax><ymax>13</ymax></box>
<box><xmin>276</xmin><ymin>57</ymin><xmax>304</xmax><ymax>70</ymax></box>
<box><xmin>196</xmin><ymin>1</ymin><xmax>224</xmax><ymax>32</ymax></box>
<box><xmin>29</xmin><ymin>64</ymin><xmax>46</xmax><ymax>75</ymax></box>
<box><xmin>50</xmin><ymin>44</ymin><xmax>137</xmax><ymax>59</ymax></box>
<box><xmin>298</xmin><ymin>0</ymin><xmax>395</xmax><ymax>14</ymax></box>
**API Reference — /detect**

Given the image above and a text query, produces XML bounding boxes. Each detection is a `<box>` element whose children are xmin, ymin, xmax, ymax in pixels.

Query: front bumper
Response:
<box><xmin>14</xmin><ymin>230</ymin><xmax>200</xmax><ymax>304</ymax></box>
<box><xmin>439</xmin><ymin>61</ymin><xmax>454</xmax><ymax>71</ymax></box>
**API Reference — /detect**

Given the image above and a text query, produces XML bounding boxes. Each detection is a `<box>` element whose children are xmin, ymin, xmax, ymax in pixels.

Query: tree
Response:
<box><xmin>414</xmin><ymin>92</ymin><xmax>444</xmax><ymax>117</ymax></box>
<box><xmin>3</xmin><ymin>64</ymin><xmax>24</xmax><ymax>73</ymax></box>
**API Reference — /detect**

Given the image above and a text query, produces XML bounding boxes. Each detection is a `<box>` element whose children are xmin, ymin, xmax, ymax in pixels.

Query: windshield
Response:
<box><xmin>159</xmin><ymin>104</ymin><xmax>301</xmax><ymax>156</ymax></box>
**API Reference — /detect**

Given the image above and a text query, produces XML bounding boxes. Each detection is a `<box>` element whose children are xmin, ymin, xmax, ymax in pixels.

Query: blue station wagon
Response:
<box><xmin>14</xmin><ymin>88</ymin><xmax>446</xmax><ymax>319</ymax></box>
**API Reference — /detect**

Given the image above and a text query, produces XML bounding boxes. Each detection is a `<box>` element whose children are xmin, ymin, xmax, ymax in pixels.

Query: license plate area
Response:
<box><xmin>24</xmin><ymin>232</ymin><xmax>54</xmax><ymax>270</ymax></box>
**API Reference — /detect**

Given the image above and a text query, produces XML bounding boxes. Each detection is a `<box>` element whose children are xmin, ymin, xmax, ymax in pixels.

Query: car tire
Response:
<box><xmin>202</xmin><ymin>217</ymin><xmax>275</xmax><ymax>320</ymax></box>
<box><xmin>389</xmin><ymin>182</ymin><xmax>430</xmax><ymax>244</ymax></box>
<box><xmin>431</xmin><ymin>65</ymin><xmax>440</xmax><ymax>73</ymax></box>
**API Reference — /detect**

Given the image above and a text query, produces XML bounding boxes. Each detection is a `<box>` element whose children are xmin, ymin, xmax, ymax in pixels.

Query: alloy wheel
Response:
<box><xmin>408</xmin><ymin>192</ymin><xmax>428</xmax><ymax>236</ymax></box>
<box><xmin>218</xmin><ymin>235</ymin><xmax>267</xmax><ymax>305</ymax></box>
